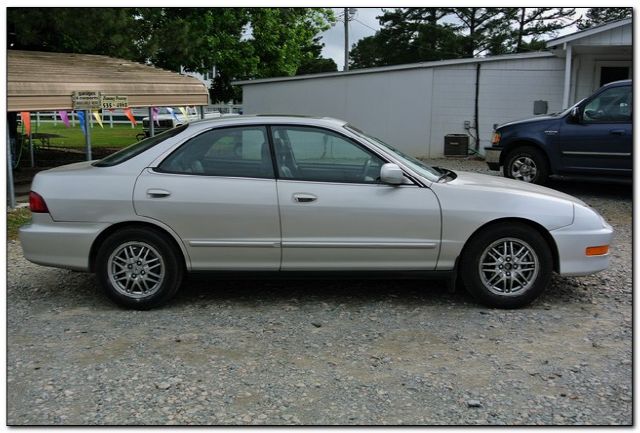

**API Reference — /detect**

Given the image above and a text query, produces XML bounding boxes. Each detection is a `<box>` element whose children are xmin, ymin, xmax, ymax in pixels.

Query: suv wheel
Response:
<box><xmin>504</xmin><ymin>146</ymin><xmax>548</xmax><ymax>184</ymax></box>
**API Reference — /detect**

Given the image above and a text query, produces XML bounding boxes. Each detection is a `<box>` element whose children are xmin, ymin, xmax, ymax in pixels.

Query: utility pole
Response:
<box><xmin>344</xmin><ymin>7</ymin><xmax>349</xmax><ymax>71</ymax></box>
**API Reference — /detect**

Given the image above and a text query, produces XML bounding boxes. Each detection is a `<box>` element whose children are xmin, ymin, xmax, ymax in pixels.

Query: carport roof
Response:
<box><xmin>8</xmin><ymin>50</ymin><xmax>210</xmax><ymax>112</ymax></box>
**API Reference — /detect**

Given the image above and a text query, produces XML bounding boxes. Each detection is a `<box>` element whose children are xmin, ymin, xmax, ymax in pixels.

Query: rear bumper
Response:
<box><xmin>19</xmin><ymin>214</ymin><xmax>108</xmax><ymax>271</ymax></box>
<box><xmin>484</xmin><ymin>146</ymin><xmax>502</xmax><ymax>171</ymax></box>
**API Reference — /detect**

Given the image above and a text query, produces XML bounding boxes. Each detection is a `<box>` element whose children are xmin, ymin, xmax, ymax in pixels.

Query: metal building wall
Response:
<box><xmin>243</xmin><ymin>55</ymin><xmax>566</xmax><ymax>157</ymax></box>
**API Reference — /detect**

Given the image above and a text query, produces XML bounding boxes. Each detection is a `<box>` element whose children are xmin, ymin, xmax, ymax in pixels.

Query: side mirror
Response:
<box><xmin>380</xmin><ymin>163</ymin><xmax>404</xmax><ymax>185</ymax></box>
<box><xmin>569</xmin><ymin>106</ymin><xmax>581</xmax><ymax>122</ymax></box>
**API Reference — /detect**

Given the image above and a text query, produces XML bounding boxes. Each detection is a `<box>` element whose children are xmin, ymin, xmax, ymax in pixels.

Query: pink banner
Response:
<box><xmin>58</xmin><ymin>111</ymin><xmax>70</xmax><ymax>128</ymax></box>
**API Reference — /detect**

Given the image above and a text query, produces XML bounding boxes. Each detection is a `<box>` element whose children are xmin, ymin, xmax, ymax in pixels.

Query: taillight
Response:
<box><xmin>29</xmin><ymin>191</ymin><xmax>49</xmax><ymax>213</ymax></box>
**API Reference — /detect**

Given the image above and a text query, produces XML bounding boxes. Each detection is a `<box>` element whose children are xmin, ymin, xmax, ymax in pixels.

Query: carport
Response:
<box><xmin>7</xmin><ymin>50</ymin><xmax>210</xmax><ymax>208</ymax></box>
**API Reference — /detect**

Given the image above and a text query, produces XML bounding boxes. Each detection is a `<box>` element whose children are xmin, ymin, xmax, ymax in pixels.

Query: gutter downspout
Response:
<box><xmin>474</xmin><ymin>62</ymin><xmax>481</xmax><ymax>152</ymax></box>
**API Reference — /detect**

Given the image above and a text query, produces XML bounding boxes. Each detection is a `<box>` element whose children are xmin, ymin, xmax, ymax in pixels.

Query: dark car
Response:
<box><xmin>485</xmin><ymin>80</ymin><xmax>632</xmax><ymax>184</ymax></box>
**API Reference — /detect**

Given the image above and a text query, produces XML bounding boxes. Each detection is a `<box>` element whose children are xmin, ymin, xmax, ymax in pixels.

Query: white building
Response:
<box><xmin>235</xmin><ymin>19</ymin><xmax>631</xmax><ymax>158</ymax></box>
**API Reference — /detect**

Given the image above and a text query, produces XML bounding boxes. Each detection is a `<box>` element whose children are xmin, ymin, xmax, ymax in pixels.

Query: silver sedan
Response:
<box><xmin>19</xmin><ymin>116</ymin><xmax>613</xmax><ymax>309</ymax></box>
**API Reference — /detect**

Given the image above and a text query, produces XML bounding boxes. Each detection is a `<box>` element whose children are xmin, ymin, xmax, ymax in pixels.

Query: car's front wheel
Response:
<box><xmin>504</xmin><ymin>146</ymin><xmax>548</xmax><ymax>184</ymax></box>
<box><xmin>460</xmin><ymin>223</ymin><xmax>553</xmax><ymax>308</ymax></box>
<box><xmin>95</xmin><ymin>227</ymin><xmax>183</xmax><ymax>309</ymax></box>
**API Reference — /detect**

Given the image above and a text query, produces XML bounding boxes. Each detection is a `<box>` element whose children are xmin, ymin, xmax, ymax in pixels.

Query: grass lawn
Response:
<box><xmin>7</xmin><ymin>208</ymin><xmax>31</xmax><ymax>240</ymax></box>
<box><xmin>28</xmin><ymin>123</ymin><xmax>144</xmax><ymax>148</ymax></box>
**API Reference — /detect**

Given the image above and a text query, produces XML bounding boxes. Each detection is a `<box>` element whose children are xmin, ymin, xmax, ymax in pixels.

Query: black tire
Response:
<box><xmin>95</xmin><ymin>227</ymin><xmax>183</xmax><ymax>309</ymax></box>
<box><xmin>503</xmin><ymin>146</ymin><xmax>549</xmax><ymax>185</ymax></box>
<box><xmin>459</xmin><ymin>223</ymin><xmax>553</xmax><ymax>309</ymax></box>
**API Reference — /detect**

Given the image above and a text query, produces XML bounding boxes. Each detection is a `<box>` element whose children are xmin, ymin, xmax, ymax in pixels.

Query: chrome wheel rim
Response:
<box><xmin>479</xmin><ymin>237</ymin><xmax>539</xmax><ymax>296</ymax></box>
<box><xmin>107</xmin><ymin>241</ymin><xmax>165</xmax><ymax>298</ymax></box>
<box><xmin>510</xmin><ymin>156</ymin><xmax>537</xmax><ymax>182</ymax></box>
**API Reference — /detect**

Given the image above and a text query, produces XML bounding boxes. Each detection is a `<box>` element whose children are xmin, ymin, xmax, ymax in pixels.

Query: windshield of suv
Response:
<box><xmin>344</xmin><ymin>124</ymin><xmax>442</xmax><ymax>181</ymax></box>
<box><xmin>93</xmin><ymin>124</ymin><xmax>189</xmax><ymax>167</ymax></box>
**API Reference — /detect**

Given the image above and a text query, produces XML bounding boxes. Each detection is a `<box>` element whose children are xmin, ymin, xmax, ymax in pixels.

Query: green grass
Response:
<box><xmin>26</xmin><ymin>123</ymin><xmax>144</xmax><ymax>148</ymax></box>
<box><xmin>7</xmin><ymin>208</ymin><xmax>31</xmax><ymax>240</ymax></box>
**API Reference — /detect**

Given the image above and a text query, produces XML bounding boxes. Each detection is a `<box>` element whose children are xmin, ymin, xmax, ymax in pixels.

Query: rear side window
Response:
<box><xmin>157</xmin><ymin>126</ymin><xmax>274</xmax><ymax>179</ymax></box>
<box><xmin>93</xmin><ymin>124</ymin><xmax>188</xmax><ymax>167</ymax></box>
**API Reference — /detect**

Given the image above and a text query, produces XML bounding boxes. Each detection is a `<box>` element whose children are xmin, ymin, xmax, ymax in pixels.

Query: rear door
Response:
<box><xmin>556</xmin><ymin>84</ymin><xmax>632</xmax><ymax>175</ymax></box>
<box><xmin>133</xmin><ymin>125</ymin><xmax>281</xmax><ymax>271</ymax></box>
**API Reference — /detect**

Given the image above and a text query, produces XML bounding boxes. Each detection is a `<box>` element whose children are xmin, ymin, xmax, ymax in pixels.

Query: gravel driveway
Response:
<box><xmin>7</xmin><ymin>159</ymin><xmax>632</xmax><ymax>425</ymax></box>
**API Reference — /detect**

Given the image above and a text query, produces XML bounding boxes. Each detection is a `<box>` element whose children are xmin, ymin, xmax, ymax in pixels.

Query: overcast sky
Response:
<box><xmin>320</xmin><ymin>7</ymin><xmax>589</xmax><ymax>70</ymax></box>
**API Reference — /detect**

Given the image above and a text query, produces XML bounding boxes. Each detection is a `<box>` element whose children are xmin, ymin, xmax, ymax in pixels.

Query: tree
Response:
<box><xmin>448</xmin><ymin>8</ymin><xmax>514</xmax><ymax>56</ymax></box>
<box><xmin>8</xmin><ymin>8</ymin><xmax>142</xmax><ymax>60</ymax></box>
<box><xmin>349</xmin><ymin>8</ymin><xmax>467</xmax><ymax>69</ymax></box>
<box><xmin>296</xmin><ymin>37</ymin><xmax>337</xmax><ymax>75</ymax></box>
<box><xmin>8</xmin><ymin>7</ymin><xmax>335</xmax><ymax>103</ymax></box>
<box><xmin>510</xmin><ymin>8</ymin><xmax>577</xmax><ymax>52</ymax></box>
<box><xmin>577</xmin><ymin>8</ymin><xmax>632</xmax><ymax>29</ymax></box>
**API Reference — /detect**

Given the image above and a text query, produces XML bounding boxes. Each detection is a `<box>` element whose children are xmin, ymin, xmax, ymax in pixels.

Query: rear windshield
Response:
<box><xmin>93</xmin><ymin>124</ymin><xmax>188</xmax><ymax>167</ymax></box>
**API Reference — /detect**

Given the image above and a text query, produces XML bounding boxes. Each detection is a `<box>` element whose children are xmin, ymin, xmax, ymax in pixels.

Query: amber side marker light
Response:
<box><xmin>586</xmin><ymin>245</ymin><xmax>609</xmax><ymax>256</ymax></box>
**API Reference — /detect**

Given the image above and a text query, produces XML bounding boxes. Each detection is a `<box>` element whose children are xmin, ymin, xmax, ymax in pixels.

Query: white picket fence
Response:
<box><xmin>19</xmin><ymin>104</ymin><xmax>243</xmax><ymax>128</ymax></box>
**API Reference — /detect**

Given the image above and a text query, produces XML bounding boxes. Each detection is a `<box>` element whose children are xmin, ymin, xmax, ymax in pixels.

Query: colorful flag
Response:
<box><xmin>77</xmin><ymin>111</ymin><xmax>87</xmax><ymax>135</ymax></box>
<box><xmin>152</xmin><ymin>107</ymin><xmax>159</xmax><ymax>126</ymax></box>
<box><xmin>20</xmin><ymin>112</ymin><xmax>31</xmax><ymax>136</ymax></box>
<box><xmin>58</xmin><ymin>111</ymin><xmax>70</xmax><ymax>128</ymax></box>
<box><xmin>178</xmin><ymin>107</ymin><xmax>189</xmax><ymax>122</ymax></box>
<box><xmin>166</xmin><ymin>107</ymin><xmax>180</xmax><ymax>123</ymax></box>
<box><xmin>123</xmin><ymin>107</ymin><xmax>137</xmax><ymax>126</ymax></box>
<box><xmin>92</xmin><ymin>110</ymin><xmax>104</xmax><ymax>128</ymax></box>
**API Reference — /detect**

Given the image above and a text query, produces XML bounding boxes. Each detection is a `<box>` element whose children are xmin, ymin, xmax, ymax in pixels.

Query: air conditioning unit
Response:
<box><xmin>444</xmin><ymin>134</ymin><xmax>469</xmax><ymax>156</ymax></box>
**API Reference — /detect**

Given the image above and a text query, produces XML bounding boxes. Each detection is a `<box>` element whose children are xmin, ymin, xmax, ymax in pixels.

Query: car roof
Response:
<box><xmin>602</xmin><ymin>79</ymin><xmax>632</xmax><ymax>88</ymax></box>
<box><xmin>187</xmin><ymin>115</ymin><xmax>348</xmax><ymax>129</ymax></box>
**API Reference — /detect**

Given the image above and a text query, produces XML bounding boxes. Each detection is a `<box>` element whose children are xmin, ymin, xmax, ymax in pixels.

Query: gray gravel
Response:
<box><xmin>7</xmin><ymin>158</ymin><xmax>631</xmax><ymax>425</ymax></box>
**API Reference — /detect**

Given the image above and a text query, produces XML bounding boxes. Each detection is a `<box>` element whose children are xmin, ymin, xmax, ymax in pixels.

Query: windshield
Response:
<box><xmin>344</xmin><ymin>125</ymin><xmax>442</xmax><ymax>180</ymax></box>
<box><xmin>93</xmin><ymin>124</ymin><xmax>189</xmax><ymax>167</ymax></box>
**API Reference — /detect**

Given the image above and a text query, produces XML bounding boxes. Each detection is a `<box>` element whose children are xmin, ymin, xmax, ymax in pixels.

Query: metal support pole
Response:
<box><xmin>71</xmin><ymin>111</ymin><xmax>76</xmax><ymax>127</ymax></box>
<box><xmin>29</xmin><ymin>128</ymin><xmax>34</xmax><ymax>168</ymax></box>
<box><xmin>109</xmin><ymin>110</ymin><xmax>113</xmax><ymax>128</ymax></box>
<box><xmin>36</xmin><ymin>111</ymin><xmax>40</xmax><ymax>128</ymax></box>
<box><xmin>7</xmin><ymin>127</ymin><xmax>16</xmax><ymax>209</ymax></box>
<box><xmin>199</xmin><ymin>105</ymin><xmax>205</xmax><ymax>120</ymax></box>
<box><xmin>148</xmin><ymin>107</ymin><xmax>155</xmax><ymax>137</ymax></box>
<box><xmin>84</xmin><ymin>110</ymin><xmax>92</xmax><ymax>161</ymax></box>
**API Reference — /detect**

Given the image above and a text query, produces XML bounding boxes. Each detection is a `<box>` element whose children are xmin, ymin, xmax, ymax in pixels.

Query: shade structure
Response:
<box><xmin>8</xmin><ymin>50</ymin><xmax>209</xmax><ymax>112</ymax></box>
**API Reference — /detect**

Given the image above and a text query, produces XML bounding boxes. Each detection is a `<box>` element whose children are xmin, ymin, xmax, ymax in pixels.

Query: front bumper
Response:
<box><xmin>550</xmin><ymin>211</ymin><xmax>614</xmax><ymax>277</ymax></box>
<box><xmin>484</xmin><ymin>146</ymin><xmax>502</xmax><ymax>171</ymax></box>
<box><xmin>19</xmin><ymin>214</ymin><xmax>109</xmax><ymax>271</ymax></box>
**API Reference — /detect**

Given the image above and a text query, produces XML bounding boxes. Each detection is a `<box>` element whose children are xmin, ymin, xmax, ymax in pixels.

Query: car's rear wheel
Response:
<box><xmin>504</xmin><ymin>146</ymin><xmax>548</xmax><ymax>185</ymax></box>
<box><xmin>96</xmin><ymin>227</ymin><xmax>183</xmax><ymax>309</ymax></box>
<box><xmin>460</xmin><ymin>223</ymin><xmax>552</xmax><ymax>308</ymax></box>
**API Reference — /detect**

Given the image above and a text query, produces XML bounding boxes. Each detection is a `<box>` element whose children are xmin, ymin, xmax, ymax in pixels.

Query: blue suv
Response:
<box><xmin>485</xmin><ymin>80</ymin><xmax>632</xmax><ymax>184</ymax></box>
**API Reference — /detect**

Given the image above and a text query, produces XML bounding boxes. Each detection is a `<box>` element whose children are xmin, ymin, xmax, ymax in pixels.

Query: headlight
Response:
<box><xmin>491</xmin><ymin>131</ymin><xmax>501</xmax><ymax>144</ymax></box>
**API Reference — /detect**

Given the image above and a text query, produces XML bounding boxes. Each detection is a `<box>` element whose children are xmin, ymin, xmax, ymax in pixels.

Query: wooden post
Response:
<box><xmin>149</xmin><ymin>107</ymin><xmax>155</xmax><ymax>137</ymax></box>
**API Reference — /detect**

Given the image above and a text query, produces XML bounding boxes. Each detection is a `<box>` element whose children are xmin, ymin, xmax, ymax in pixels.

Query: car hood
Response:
<box><xmin>497</xmin><ymin>114</ymin><xmax>560</xmax><ymax>129</ymax></box>
<box><xmin>447</xmin><ymin>170</ymin><xmax>586</xmax><ymax>206</ymax></box>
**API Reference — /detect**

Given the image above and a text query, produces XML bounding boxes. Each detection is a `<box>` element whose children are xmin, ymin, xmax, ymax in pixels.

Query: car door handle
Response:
<box><xmin>610</xmin><ymin>129</ymin><xmax>626</xmax><ymax>136</ymax></box>
<box><xmin>147</xmin><ymin>188</ymin><xmax>171</xmax><ymax>198</ymax></box>
<box><xmin>293</xmin><ymin>193</ymin><xmax>317</xmax><ymax>203</ymax></box>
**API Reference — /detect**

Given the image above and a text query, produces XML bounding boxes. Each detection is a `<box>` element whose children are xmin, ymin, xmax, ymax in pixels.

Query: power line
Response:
<box><xmin>353</xmin><ymin>17</ymin><xmax>377</xmax><ymax>32</ymax></box>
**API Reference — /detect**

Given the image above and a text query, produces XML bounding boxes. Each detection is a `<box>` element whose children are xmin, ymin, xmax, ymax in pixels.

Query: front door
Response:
<box><xmin>134</xmin><ymin>125</ymin><xmax>281</xmax><ymax>270</ymax></box>
<box><xmin>270</xmin><ymin>125</ymin><xmax>441</xmax><ymax>271</ymax></box>
<box><xmin>556</xmin><ymin>84</ymin><xmax>632</xmax><ymax>175</ymax></box>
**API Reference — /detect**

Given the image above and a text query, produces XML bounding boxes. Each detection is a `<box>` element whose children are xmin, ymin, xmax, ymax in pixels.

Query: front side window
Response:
<box><xmin>583</xmin><ymin>86</ymin><xmax>632</xmax><ymax>123</ymax></box>
<box><xmin>157</xmin><ymin>126</ymin><xmax>274</xmax><ymax>178</ymax></box>
<box><xmin>271</xmin><ymin>126</ymin><xmax>384</xmax><ymax>183</ymax></box>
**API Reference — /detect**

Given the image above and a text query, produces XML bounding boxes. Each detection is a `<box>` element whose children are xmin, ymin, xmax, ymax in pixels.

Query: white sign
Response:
<box><xmin>72</xmin><ymin>91</ymin><xmax>102</xmax><ymax>110</ymax></box>
<box><xmin>101</xmin><ymin>95</ymin><xmax>129</xmax><ymax>109</ymax></box>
